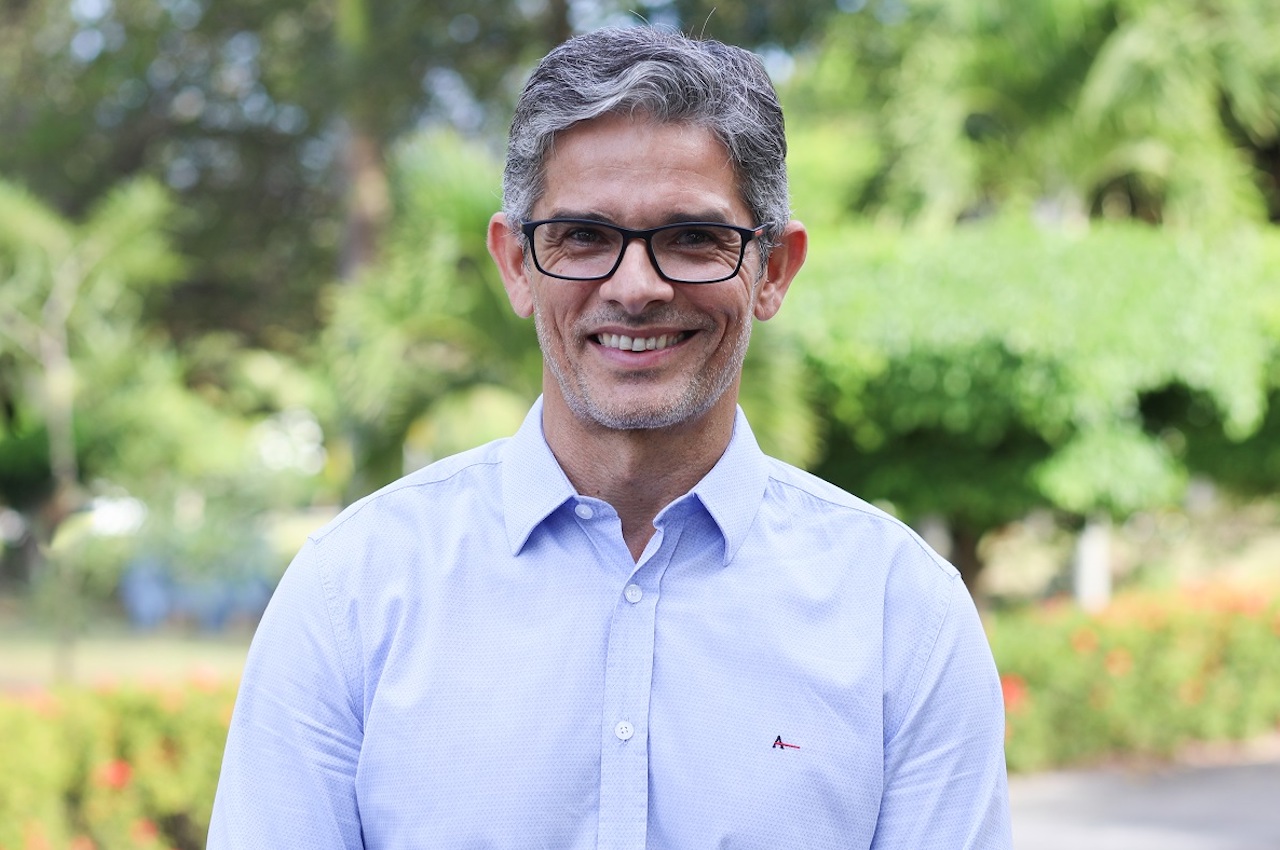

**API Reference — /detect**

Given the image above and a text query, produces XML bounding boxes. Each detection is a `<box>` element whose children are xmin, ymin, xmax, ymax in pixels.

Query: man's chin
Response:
<box><xmin>566</xmin><ymin>388</ymin><xmax>718</xmax><ymax>433</ymax></box>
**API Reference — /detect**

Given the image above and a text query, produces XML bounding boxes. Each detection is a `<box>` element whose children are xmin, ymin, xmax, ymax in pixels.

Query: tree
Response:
<box><xmin>776</xmin><ymin>0</ymin><xmax>1280</xmax><ymax>601</ymax></box>
<box><xmin>0</xmin><ymin>178</ymin><xmax>181</xmax><ymax>532</ymax></box>
<box><xmin>786</xmin><ymin>214</ymin><xmax>1279</xmax><ymax>595</ymax></box>
<box><xmin>0</xmin><ymin>0</ymin><xmax>577</xmax><ymax>346</ymax></box>
<box><xmin>795</xmin><ymin>0</ymin><xmax>1280</xmax><ymax>228</ymax></box>
<box><xmin>0</xmin><ymin>177</ymin><xmax>182</xmax><ymax>674</ymax></box>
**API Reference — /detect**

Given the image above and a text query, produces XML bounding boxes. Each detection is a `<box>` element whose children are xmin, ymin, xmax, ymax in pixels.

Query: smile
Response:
<box><xmin>595</xmin><ymin>332</ymin><xmax>690</xmax><ymax>352</ymax></box>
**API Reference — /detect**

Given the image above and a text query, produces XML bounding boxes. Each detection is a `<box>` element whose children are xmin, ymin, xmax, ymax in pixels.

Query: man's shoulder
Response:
<box><xmin>758</xmin><ymin>456</ymin><xmax>958</xmax><ymax>581</ymax></box>
<box><xmin>760</xmin><ymin>456</ymin><xmax>905</xmax><ymax>530</ymax></box>
<box><xmin>761</xmin><ymin>456</ymin><xmax>871</xmax><ymax>511</ymax></box>
<box><xmin>310</xmin><ymin>438</ymin><xmax>509</xmax><ymax>545</ymax></box>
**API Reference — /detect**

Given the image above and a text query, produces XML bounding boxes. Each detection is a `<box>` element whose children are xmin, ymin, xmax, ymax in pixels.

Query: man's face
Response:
<box><xmin>491</xmin><ymin>115</ymin><xmax>800</xmax><ymax>432</ymax></box>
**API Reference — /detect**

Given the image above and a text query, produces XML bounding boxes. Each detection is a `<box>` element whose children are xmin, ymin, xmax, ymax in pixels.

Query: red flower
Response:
<box><xmin>130</xmin><ymin>819</ymin><xmax>159</xmax><ymax>843</ymax></box>
<box><xmin>95</xmin><ymin>759</ymin><xmax>133</xmax><ymax>790</ymax></box>
<box><xmin>1000</xmin><ymin>673</ymin><xmax>1030</xmax><ymax>714</ymax></box>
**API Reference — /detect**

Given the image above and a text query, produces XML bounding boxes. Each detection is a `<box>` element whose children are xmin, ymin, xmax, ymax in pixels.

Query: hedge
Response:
<box><xmin>2</xmin><ymin>584</ymin><xmax>1278</xmax><ymax>848</ymax></box>
<box><xmin>0</xmin><ymin>677</ymin><xmax>233</xmax><ymax>850</ymax></box>
<box><xmin>994</xmin><ymin>583</ymin><xmax>1280</xmax><ymax>772</ymax></box>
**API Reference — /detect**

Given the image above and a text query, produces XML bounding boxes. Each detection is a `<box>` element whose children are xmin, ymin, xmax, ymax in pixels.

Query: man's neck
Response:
<box><xmin>541</xmin><ymin>393</ymin><xmax>736</xmax><ymax>562</ymax></box>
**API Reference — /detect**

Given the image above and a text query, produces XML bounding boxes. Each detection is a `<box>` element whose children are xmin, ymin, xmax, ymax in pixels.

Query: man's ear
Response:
<box><xmin>487</xmin><ymin>213</ymin><xmax>535</xmax><ymax>318</ymax></box>
<box><xmin>753</xmin><ymin>220</ymin><xmax>808</xmax><ymax>321</ymax></box>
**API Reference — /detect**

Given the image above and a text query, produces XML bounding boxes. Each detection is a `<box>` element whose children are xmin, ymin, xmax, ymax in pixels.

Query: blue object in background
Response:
<box><xmin>119</xmin><ymin>556</ymin><xmax>274</xmax><ymax>631</ymax></box>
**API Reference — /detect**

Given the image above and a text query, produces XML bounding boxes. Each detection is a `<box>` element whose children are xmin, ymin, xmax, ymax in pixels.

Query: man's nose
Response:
<box><xmin>596</xmin><ymin>238</ymin><xmax>675</xmax><ymax>313</ymax></box>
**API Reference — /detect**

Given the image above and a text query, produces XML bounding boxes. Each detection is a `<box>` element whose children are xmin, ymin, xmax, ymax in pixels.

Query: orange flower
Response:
<box><xmin>189</xmin><ymin>665</ymin><xmax>223</xmax><ymax>693</ymax></box>
<box><xmin>22</xmin><ymin>821</ymin><xmax>50</xmax><ymax>850</ymax></box>
<box><xmin>160</xmin><ymin>688</ymin><xmax>185</xmax><ymax>713</ymax></box>
<box><xmin>13</xmin><ymin>688</ymin><xmax>61</xmax><ymax>718</ymax></box>
<box><xmin>1104</xmin><ymin>647</ymin><xmax>1132</xmax><ymax>677</ymax></box>
<box><xmin>1000</xmin><ymin>673</ymin><xmax>1030</xmax><ymax>714</ymax></box>
<box><xmin>1178</xmin><ymin>678</ymin><xmax>1204</xmax><ymax>706</ymax></box>
<box><xmin>1070</xmin><ymin>627</ymin><xmax>1098</xmax><ymax>655</ymax></box>
<box><xmin>68</xmin><ymin>836</ymin><xmax>96</xmax><ymax>850</ymax></box>
<box><xmin>95</xmin><ymin>759</ymin><xmax>133</xmax><ymax>790</ymax></box>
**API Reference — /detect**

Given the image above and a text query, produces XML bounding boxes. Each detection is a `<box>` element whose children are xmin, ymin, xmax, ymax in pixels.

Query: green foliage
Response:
<box><xmin>793</xmin><ymin>216</ymin><xmax>1279</xmax><ymax>534</ymax></box>
<box><xmin>619</xmin><ymin>0</ymin><xmax>843</xmax><ymax>49</ymax></box>
<box><xmin>0</xmin><ymin>680</ymin><xmax>237</xmax><ymax>850</ymax></box>
<box><xmin>0</xmin><ymin>173</ymin><xmax>186</xmax><ymax>540</ymax></box>
<box><xmin>996</xmin><ymin>585</ymin><xmax>1280</xmax><ymax>772</ymax></box>
<box><xmin>798</xmin><ymin>0</ymin><xmax>1280</xmax><ymax>226</ymax></box>
<box><xmin>0</xmin><ymin>0</ymin><xmax>581</xmax><ymax>346</ymax></box>
<box><xmin>0</xmin><ymin>178</ymin><xmax>181</xmax><ymax>349</ymax></box>
<box><xmin>323</xmin><ymin>131</ymin><xmax>541</xmax><ymax>494</ymax></box>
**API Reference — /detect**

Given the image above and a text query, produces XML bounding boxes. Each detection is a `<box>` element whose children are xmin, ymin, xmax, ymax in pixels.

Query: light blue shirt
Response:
<box><xmin>209</xmin><ymin>399</ymin><xmax>1011</xmax><ymax>849</ymax></box>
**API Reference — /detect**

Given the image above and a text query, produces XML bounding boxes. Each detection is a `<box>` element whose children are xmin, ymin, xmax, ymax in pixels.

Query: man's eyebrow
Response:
<box><xmin>544</xmin><ymin>209</ymin><xmax>612</xmax><ymax>222</ymax></box>
<box><xmin>541</xmin><ymin>209</ymin><xmax>738</xmax><ymax>226</ymax></box>
<box><xmin>660</xmin><ymin>210</ymin><xmax>734</xmax><ymax>225</ymax></box>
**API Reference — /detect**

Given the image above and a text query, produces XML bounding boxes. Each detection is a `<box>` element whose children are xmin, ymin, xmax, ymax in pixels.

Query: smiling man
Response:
<box><xmin>210</xmin><ymin>27</ymin><xmax>1011</xmax><ymax>850</ymax></box>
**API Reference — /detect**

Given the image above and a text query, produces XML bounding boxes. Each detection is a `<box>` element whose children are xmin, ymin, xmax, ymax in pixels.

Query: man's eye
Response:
<box><xmin>669</xmin><ymin>227</ymin><xmax>730</xmax><ymax>249</ymax></box>
<box><xmin>565</xmin><ymin>226</ymin><xmax>609</xmax><ymax>244</ymax></box>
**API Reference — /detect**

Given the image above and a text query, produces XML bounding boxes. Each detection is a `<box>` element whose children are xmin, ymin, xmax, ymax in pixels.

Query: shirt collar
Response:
<box><xmin>685</xmin><ymin>407</ymin><xmax>769</xmax><ymax>565</ymax></box>
<box><xmin>501</xmin><ymin>398</ymin><xmax>770</xmax><ymax>564</ymax></box>
<box><xmin>501</xmin><ymin>397</ymin><xmax>579</xmax><ymax>556</ymax></box>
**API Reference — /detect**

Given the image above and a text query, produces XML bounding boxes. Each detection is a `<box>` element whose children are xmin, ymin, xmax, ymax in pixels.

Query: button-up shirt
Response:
<box><xmin>209</xmin><ymin>399</ymin><xmax>1011</xmax><ymax>849</ymax></box>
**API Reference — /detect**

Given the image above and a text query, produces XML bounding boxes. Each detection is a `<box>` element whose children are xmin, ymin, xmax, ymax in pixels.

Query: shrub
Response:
<box><xmin>0</xmin><ymin>678</ymin><xmax>235</xmax><ymax>850</ymax></box>
<box><xmin>992</xmin><ymin>584</ymin><xmax>1280</xmax><ymax>772</ymax></box>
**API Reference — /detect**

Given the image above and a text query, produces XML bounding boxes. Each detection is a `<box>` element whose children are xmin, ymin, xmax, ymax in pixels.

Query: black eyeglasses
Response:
<box><xmin>520</xmin><ymin>218</ymin><xmax>766</xmax><ymax>284</ymax></box>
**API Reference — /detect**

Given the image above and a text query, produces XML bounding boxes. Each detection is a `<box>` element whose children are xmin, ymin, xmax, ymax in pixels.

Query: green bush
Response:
<box><xmin>0</xmin><ymin>677</ymin><xmax>235</xmax><ymax>850</ymax></box>
<box><xmin>993</xmin><ymin>584</ymin><xmax>1280</xmax><ymax>772</ymax></box>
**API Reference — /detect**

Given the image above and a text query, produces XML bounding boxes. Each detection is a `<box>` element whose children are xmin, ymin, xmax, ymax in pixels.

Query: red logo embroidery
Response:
<box><xmin>772</xmin><ymin>735</ymin><xmax>800</xmax><ymax>750</ymax></box>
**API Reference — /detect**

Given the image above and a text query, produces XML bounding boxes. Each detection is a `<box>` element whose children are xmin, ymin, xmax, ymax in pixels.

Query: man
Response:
<box><xmin>210</xmin><ymin>26</ymin><xmax>1011</xmax><ymax>849</ymax></box>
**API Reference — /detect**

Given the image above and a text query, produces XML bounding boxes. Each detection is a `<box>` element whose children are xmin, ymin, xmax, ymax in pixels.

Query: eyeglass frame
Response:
<box><xmin>519</xmin><ymin>218</ymin><xmax>768</xmax><ymax>284</ymax></box>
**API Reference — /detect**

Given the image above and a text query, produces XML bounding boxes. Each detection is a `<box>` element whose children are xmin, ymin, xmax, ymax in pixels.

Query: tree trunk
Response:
<box><xmin>545</xmin><ymin>0</ymin><xmax>572</xmax><ymax>45</ymax></box>
<box><xmin>39</xmin><ymin>337</ymin><xmax>78</xmax><ymax>522</ymax></box>
<box><xmin>339</xmin><ymin>127</ymin><xmax>391</xmax><ymax>282</ymax></box>
<box><xmin>1073</xmin><ymin>514</ymin><xmax>1112</xmax><ymax>613</ymax></box>
<box><xmin>950</xmin><ymin>525</ymin><xmax>987</xmax><ymax>609</ymax></box>
<box><xmin>38</xmin><ymin>327</ymin><xmax>81</xmax><ymax>683</ymax></box>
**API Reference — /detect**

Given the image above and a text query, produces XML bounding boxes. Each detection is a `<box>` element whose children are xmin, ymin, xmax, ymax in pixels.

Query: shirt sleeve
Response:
<box><xmin>872</xmin><ymin>573</ymin><xmax>1012</xmax><ymax>850</ymax></box>
<box><xmin>208</xmin><ymin>539</ymin><xmax>365</xmax><ymax>848</ymax></box>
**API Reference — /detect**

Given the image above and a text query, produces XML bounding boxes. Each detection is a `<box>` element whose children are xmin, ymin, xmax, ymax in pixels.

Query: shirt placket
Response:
<box><xmin>594</xmin><ymin>517</ymin><xmax>680</xmax><ymax>850</ymax></box>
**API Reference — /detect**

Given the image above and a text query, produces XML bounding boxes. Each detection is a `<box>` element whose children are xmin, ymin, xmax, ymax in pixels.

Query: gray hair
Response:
<box><xmin>502</xmin><ymin>27</ymin><xmax>790</xmax><ymax>248</ymax></box>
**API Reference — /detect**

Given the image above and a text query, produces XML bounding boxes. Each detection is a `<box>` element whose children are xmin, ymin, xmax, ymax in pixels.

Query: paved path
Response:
<box><xmin>1010</xmin><ymin>755</ymin><xmax>1280</xmax><ymax>849</ymax></box>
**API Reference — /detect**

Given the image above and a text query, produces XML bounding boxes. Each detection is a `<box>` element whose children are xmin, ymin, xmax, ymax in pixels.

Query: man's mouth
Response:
<box><xmin>594</xmin><ymin>332</ymin><xmax>690</xmax><ymax>352</ymax></box>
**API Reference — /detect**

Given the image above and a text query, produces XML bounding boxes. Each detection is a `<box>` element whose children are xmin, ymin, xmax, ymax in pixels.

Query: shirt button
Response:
<box><xmin>614</xmin><ymin>721</ymin><xmax>634</xmax><ymax>741</ymax></box>
<box><xmin>574</xmin><ymin>503</ymin><xmax>594</xmax><ymax>520</ymax></box>
<box><xmin>624</xmin><ymin>584</ymin><xmax>643</xmax><ymax>604</ymax></box>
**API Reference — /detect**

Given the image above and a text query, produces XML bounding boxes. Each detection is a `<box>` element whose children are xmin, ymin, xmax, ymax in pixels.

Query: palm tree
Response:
<box><xmin>0</xmin><ymin>177</ymin><xmax>180</xmax><ymax>677</ymax></box>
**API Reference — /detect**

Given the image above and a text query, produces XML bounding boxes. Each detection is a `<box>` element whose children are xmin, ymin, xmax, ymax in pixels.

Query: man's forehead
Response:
<box><xmin>534</xmin><ymin>115</ymin><xmax>747</xmax><ymax>221</ymax></box>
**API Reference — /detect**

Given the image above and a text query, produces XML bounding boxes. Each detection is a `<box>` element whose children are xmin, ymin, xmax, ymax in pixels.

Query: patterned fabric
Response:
<box><xmin>209</xmin><ymin>398</ymin><xmax>1011</xmax><ymax>849</ymax></box>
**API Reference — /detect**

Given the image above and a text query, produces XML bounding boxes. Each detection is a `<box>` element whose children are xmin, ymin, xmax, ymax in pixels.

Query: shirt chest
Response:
<box><xmin>353</xmin><ymin>527</ymin><xmax>886</xmax><ymax>849</ymax></box>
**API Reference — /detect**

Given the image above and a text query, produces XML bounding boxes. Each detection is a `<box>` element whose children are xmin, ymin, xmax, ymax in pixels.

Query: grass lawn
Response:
<box><xmin>0</xmin><ymin>621</ymin><xmax>251</xmax><ymax>689</ymax></box>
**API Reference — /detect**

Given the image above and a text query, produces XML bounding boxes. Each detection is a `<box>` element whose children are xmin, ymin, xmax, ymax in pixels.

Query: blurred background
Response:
<box><xmin>2</xmin><ymin>0</ymin><xmax>1279</xmax><ymax>847</ymax></box>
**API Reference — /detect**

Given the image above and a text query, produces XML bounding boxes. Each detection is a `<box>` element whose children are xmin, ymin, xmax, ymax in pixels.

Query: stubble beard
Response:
<box><xmin>533</xmin><ymin>307</ymin><xmax>753</xmax><ymax>432</ymax></box>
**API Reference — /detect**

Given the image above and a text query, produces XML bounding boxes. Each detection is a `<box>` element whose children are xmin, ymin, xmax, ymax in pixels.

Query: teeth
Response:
<box><xmin>597</xmin><ymin>332</ymin><xmax>684</xmax><ymax>351</ymax></box>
